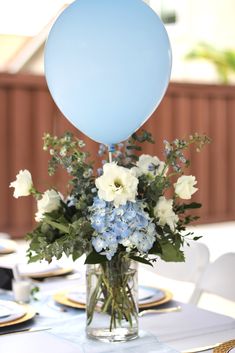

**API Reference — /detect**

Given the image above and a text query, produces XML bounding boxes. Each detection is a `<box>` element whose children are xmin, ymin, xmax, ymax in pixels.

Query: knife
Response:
<box><xmin>0</xmin><ymin>314</ymin><xmax>11</xmax><ymax>319</ymax></box>
<box><xmin>0</xmin><ymin>327</ymin><xmax>51</xmax><ymax>336</ymax></box>
<box><xmin>139</xmin><ymin>306</ymin><xmax>181</xmax><ymax>317</ymax></box>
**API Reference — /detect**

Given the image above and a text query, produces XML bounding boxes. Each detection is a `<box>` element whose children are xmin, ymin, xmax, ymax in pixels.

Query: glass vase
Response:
<box><xmin>86</xmin><ymin>256</ymin><xmax>138</xmax><ymax>342</ymax></box>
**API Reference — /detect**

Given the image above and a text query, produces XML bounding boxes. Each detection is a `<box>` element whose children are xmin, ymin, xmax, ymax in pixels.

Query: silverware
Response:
<box><xmin>181</xmin><ymin>342</ymin><xmax>221</xmax><ymax>353</ymax></box>
<box><xmin>0</xmin><ymin>314</ymin><xmax>11</xmax><ymax>319</ymax></box>
<box><xmin>0</xmin><ymin>327</ymin><xmax>51</xmax><ymax>336</ymax></box>
<box><xmin>138</xmin><ymin>305</ymin><xmax>181</xmax><ymax>317</ymax></box>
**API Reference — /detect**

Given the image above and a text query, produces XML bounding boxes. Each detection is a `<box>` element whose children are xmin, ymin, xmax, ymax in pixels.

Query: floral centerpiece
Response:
<box><xmin>10</xmin><ymin>130</ymin><xmax>210</xmax><ymax>342</ymax></box>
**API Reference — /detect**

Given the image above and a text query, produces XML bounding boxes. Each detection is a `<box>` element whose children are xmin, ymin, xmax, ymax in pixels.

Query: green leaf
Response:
<box><xmin>193</xmin><ymin>236</ymin><xmax>203</xmax><ymax>241</ymax></box>
<box><xmin>129</xmin><ymin>255</ymin><xmax>153</xmax><ymax>267</ymax></box>
<box><xmin>159</xmin><ymin>242</ymin><xmax>185</xmax><ymax>262</ymax></box>
<box><xmin>45</xmin><ymin>220</ymin><xmax>70</xmax><ymax>233</ymax></box>
<box><xmin>183</xmin><ymin>202</ymin><xmax>202</xmax><ymax>209</ymax></box>
<box><xmin>85</xmin><ymin>251</ymin><xmax>107</xmax><ymax>264</ymax></box>
<box><xmin>149</xmin><ymin>240</ymin><xmax>162</xmax><ymax>254</ymax></box>
<box><xmin>28</xmin><ymin>254</ymin><xmax>42</xmax><ymax>263</ymax></box>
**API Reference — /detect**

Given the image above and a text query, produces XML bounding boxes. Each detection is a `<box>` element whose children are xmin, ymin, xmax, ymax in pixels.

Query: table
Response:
<box><xmin>0</xmin><ymin>275</ymin><xmax>235</xmax><ymax>353</ymax></box>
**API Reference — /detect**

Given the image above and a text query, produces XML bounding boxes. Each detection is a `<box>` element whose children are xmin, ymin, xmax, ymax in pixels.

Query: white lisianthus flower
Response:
<box><xmin>132</xmin><ymin>154</ymin><xmax>166</xmax><ymax>178</ymax></box>
<box><xmin>9</xmin><ymin>170</ymin><xmax>33</xmax><ymax>198</ymax></box>
<box><xmin>154</xmin><ymin>196</ymin><xmax>179</xmax><ymax>231</ymax></box>
<box><xmin>95</xmin><ymin>163</ymin><xmax>138</xmax><ymax>207</ymax></box>
<box><xmin>35</xmin><ymin>189</ymin><xmax>61</xmax><ymax>222</ymax></box>
<box><xmin>174</xmin><ymin>175</ymin><xmax>198</xmax><ymax>200</ymax></box>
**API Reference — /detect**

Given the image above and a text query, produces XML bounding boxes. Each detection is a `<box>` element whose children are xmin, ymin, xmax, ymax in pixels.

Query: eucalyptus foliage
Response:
<box><xmin>26</xmin><ymin>130</ymin><xmax>210</xmax><ymax>265</ymax></box>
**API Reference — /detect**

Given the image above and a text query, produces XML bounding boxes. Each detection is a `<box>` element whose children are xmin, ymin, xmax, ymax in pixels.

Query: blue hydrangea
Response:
<box><xmin>89</xmin><ymin>198</ymin><xmax>156</xmax><ymax>260</ymax></box>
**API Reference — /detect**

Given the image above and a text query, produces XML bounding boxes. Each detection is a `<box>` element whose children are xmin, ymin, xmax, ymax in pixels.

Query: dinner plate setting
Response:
<box><xmin>53</xmin><ymin>285</ymin><xmax>172</xmax><ymax>310</ymax></box>
<box><xmin>0</xmin><ymin>300</ymin><xmax>36</xmax><ymax>328</ymax></box>
<box><xmin>0</xmin><ymin>239</ymin><xmax>17</xmax><ymax>255</ymax></box>
<box><xmin>18</xmin><ymin>263</ymin><xmax>73</xmax><ymax>279</ymax></box>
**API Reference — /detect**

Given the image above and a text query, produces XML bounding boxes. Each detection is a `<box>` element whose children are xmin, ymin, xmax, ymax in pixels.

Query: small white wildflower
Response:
<box><xmin>60</xmin><ymin>147</ymin><xmax>67</xmax><ymax>157</ymax></box>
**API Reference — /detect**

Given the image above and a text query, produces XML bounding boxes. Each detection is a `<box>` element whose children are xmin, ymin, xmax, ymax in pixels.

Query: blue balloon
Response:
<box><xmin>45</xmin><ymin>0</ymin><xmax>172</xmax><ymax>145</ymax></box>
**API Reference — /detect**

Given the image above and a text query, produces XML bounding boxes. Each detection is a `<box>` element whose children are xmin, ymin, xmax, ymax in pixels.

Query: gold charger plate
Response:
<box><xmin>214</xmin><ymin>340</ymin><xmax>235</xmax><ymax>353</ymax></box>
<box><xmin>24</xmin><ymin>267</ymin><xmax>73</xmax><ymax>279</ymax></box>
<box><xmin>0</xmin><ymin>304</ymin><xmax>36</xmax><ymax>328</ymax></box>
<box><xmin>53</xmin><ymin>287</ymin><xmax>172</xmax><ymax>310</ymax></box>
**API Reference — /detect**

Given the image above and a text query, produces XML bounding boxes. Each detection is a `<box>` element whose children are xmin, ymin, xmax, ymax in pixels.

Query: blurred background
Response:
<box><xmin>0</xmin><ymin>0</ymin><xmax>234</xmax><ymax>250</ymax></box>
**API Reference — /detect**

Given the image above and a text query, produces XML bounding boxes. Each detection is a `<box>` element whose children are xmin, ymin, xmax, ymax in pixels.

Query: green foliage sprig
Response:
<box><xmin>25</xmin><ymin>130</ymin><xmax>210</xmax><ymax>265</ymax></box>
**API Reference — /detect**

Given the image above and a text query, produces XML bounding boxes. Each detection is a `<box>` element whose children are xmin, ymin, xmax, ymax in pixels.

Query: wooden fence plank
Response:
<box><xmin>0</xmin><ymin>73</ymin><xmax>235</xmax><ymax>237</ymax></box>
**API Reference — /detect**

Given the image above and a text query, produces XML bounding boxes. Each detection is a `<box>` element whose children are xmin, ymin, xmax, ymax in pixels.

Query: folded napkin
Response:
<box><xmin>0</xmin><ymin>300</ymin><xmax>26</xmax><ymax>324</ymax></box>
<box><xmin>18</xmin><ymin>263</ymin><xmax>61</xmax><ymax>275</ymax></box>
<box><xmin>0</xmin><ymin>239</ymin><xmax>16</xmax><ymax>254</ymax></box>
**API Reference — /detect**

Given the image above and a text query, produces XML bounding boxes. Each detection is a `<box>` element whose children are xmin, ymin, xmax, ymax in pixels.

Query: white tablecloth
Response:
<box><xmin>0</xmin><ymin>276</ymin><xmax>235</xmax><ymax>352</ymax></box>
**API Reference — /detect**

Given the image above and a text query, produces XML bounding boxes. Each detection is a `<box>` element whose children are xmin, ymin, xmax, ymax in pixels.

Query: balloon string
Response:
<box><xmin>108</xmin><ymin>144</ymin><xmax>115</xmax><ymax>163</ymax></box>
<box><xmin>109</xmin><ymin>152</ymin><xmax>113</xmax><ymax>163</ymax></box>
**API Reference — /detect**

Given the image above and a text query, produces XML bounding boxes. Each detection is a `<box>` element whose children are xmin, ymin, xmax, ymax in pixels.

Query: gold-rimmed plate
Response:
<box><xmin>53</xmin><ymin>286</ymin><xmax>172</xmax><ymax>309</ymax></box>
<box><xmin>0</xmin><ymin>304</ymin><xmax>36</xmax><ymax>328</ymax></box>
<box><xmin>18</xmin><ymin>264</ymin><xmax>73</xmax><ymax>279</ymax></box>
<box><xmin>214</xmin><ymin>340</ymin><xmax>235</xmax><ymax>353</ymax></box>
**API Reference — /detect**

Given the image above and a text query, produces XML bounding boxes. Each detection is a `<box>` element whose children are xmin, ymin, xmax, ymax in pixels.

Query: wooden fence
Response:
<box><xmin>0</xmin><ymin>73</ymin><xmax>235</xmax><ymax>237</ymax></box>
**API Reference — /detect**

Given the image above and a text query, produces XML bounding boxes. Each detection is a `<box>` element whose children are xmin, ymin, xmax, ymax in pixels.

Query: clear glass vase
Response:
<box><xmin>86</xmin><ymin>256</ymin><xmax>138</xmax><ymax>342</ymax></box>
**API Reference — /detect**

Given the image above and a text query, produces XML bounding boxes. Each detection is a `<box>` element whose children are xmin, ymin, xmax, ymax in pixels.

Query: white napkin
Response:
<box><xmin>0</xmin><ymin>239</ymin><xmax>16</xmax><ymax>253</ymax></box>
<box><xmin>0</xmin><ymin>300</ymin><xmax>26</xmax><ymax>324</ymax></box>
<box><xmin>139</xmin><ymin>286</ymin><xmax>165</xmax><ymax>304</ymax></box>
<box><xmin>18</xmin><ymin>263</ymin><xmax>60</xmax><ymax>275</ymax></box>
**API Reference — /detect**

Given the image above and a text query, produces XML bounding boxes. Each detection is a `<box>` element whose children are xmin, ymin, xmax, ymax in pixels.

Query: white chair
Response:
<box><xmin>190</xmin><ymin>253</ymin><xmax>235</xmax><ymax>305</ymax></box>
<box><xmin>139</xmin><ymin>241</ymin><xmax>210</xmax><ymax>303</ymax></box>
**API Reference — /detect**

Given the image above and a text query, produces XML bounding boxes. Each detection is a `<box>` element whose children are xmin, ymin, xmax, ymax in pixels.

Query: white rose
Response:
<box><xmin>154</xmin><ymin>196</ymin><xmax>179</xmax><ymax>231</ymax></box>
<box><xmin>132</xmin><ymin>154</ymin><xmax>166</xmax><ymax>178</ymax></box>
<box><xmin>174</xmin><ymin>175</ymin><xmax>198</xmax><ymax>200</ymax></box>
<box><xmin>35</xmin><ymin>189</ymin><xmax>61</xmax><ymax>222</ymax></box>
<box><xmin>95</xmin><ymin>162</ymin><xmax>138</xmax><ymax>207</ymax></box>
<box><xmin>9</xmin><ymin>170</ymin><xmax>33</xmax><ymax>198</ymax></box>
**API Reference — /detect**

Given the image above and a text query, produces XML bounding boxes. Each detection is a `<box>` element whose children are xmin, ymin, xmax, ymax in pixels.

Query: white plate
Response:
<box><xmin>138</xmin><ymin>286</ymin><xmax>165</xmax><ymax>304</ymax></box>
<box><xmin>0</xmin><ymin>300</ymin><xmax>26</xmax><ymax>324</ymax></box>
<box><xmin>66</xmin><ymin>285</ymin><xmax>165</xmax><ymax>305</ymax></box>
<box><xmin>0</xmin><ymin>239</ymin><xmax>17</xmax><ymax>254</ymax></box>
<box><xmin>19</xmin><ymin>263</ymin><xmax>61</xmax><ymax>275</ymax></box>
<box><xmin>18</xmin><ymin>263</ymin><xmax>72</xmax><ymax>278</ymax></box>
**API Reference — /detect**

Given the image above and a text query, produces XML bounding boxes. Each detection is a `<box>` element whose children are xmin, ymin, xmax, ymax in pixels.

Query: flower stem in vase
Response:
<box><xmin>86</xmin><ymin>256</ymin><xmax>138</xmax><ymax>342</ymax></box>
